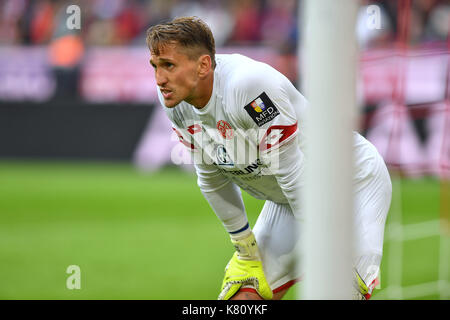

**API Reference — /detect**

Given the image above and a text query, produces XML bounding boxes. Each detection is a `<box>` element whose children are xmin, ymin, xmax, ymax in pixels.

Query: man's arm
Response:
<box><xmin>195</xmin><ymin>162</ymin><xmax>273</xmax><ymax>300</ymax></box>
<box><xmin>229</xmin><ymin>63</ymin><xmax>307</xmax><ymax>220</ymax></box>
<box><xmin>195</xmin><ymin>162</ymin><xmax>249</xmax><ymax>235</ymax></box>
<box><xmin>261</xmin><ymin>137</ymin><xmax>305</xmax><ymax>220</ymax></box>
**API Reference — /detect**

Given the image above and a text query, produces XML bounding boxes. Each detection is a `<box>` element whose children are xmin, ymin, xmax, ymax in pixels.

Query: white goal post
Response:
<box><xmin>298</xmin><ymin>0</ymin><xmax>359</xmax><ymax>299</ymax></box>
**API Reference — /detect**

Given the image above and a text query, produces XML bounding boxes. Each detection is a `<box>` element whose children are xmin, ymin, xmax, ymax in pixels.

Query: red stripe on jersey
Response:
<box><xmin>364</xmin><ymin>277</ymin><xmax>379</xmax><ymax>300</ymax></box>
<box><xmin>172</xmin><ymin>127</ymin><xmax>196</xmax><ymax>150</ymax></box>
<box><xmin>238</xmin><ymin>278</ymin><xmax>301</xmax><ymax>296</ymax></box>
<box><xmin>187</xmin><ymin>124</ymin><xmax>202</xmax><ymax>135</ymax></box>
<box><xmin>273</xmin><ymin>278</ymin><xmax>301</xmax><ymax>293</ymax></box>
<box><xmin>259</xmin><ymin>122</ymin><xmax>298</xmax><ymax>152</ymax></box>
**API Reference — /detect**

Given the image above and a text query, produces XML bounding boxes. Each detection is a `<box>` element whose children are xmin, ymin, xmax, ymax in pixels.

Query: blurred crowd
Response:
<box><xmin>0</xmin><ymin>0</ymin><xmax>448</xmax><ymax>52</ymax></box>
<box><xmin>0</xmin><ymin>0</ymin><xmax>448</xmax><ymax>176</ymax></box>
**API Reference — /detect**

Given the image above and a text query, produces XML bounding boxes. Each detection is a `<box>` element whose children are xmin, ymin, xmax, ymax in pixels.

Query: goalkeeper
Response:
<box><xmin>146</xmin><ymin>17</ymin><xmax>392</xmax><ymax>300</ymax></box>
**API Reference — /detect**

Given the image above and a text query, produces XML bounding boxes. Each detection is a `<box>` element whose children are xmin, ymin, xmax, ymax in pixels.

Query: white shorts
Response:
<box><xmin>252</xmin><ymin>150</ymin><xmax>392</xmax><ymax>297</ymax></box>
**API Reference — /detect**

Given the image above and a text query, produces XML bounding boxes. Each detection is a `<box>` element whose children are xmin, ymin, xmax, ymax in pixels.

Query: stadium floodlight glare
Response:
<box><xmin>298</xmin><ymin>0</ymin><xmax>358</xmax><ymax>299</ymax></box>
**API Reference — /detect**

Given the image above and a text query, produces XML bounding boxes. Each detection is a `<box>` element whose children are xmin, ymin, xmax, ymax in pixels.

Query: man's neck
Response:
<box><xmin>188</xmin><ymin>71</ymin><xmax>214</xmax><ymax>109</ymax></box>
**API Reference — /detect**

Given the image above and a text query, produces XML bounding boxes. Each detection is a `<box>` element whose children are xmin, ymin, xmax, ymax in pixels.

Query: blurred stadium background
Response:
<box><xmin>0</xmin><ymin>0</ymin><xmax>448</xmax><ymax>300</ymax></box>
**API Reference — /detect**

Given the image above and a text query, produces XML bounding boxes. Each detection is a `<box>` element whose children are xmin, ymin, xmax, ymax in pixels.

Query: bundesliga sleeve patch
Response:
<box><xmin>244</xmin><ymin>92</ymin><xmax>280</xmax><ymax>127</ymax></box>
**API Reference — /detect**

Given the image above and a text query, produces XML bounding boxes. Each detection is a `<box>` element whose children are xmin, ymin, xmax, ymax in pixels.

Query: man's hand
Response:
<box><xmin>218</xmin><ymin>232</ymin><xmax>273</xmax><ymax>300</ymax></box>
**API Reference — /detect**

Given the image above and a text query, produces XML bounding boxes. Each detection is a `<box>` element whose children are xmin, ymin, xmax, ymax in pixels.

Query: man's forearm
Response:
<box><xmin>201</xmin><ymin>182</ymin><xmax>249</xmax><ymax>235</ymax></box>
<box><xmin>195</xmin><ymin>163</ymin><xmax>249</xmax><ymax>235</ymax></box>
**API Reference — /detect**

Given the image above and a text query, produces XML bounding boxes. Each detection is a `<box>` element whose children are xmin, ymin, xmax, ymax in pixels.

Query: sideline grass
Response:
<box><xmin>0</xmin><ymin>161</ymin><xmax>444</xmax><ymax>299</ymax></box>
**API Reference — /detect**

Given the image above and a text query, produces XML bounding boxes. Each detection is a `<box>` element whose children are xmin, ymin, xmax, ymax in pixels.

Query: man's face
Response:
<box><xmin>150</xmin><ymin>42</ymin><xmax>200</xmax><ymax>108</ymax></box>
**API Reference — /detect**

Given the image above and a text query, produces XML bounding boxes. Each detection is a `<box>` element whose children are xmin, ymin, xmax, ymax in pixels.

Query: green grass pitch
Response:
<box><xmin>0</xmin><ymin>161</ymin><xmax>446</xmax><ymax>299</ymax></box>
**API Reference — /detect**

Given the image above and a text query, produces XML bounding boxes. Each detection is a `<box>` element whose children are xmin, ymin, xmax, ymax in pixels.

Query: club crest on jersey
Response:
<box><xmin>215</xmin><ymin>144</ymin><xmax>234</xmax><ymax>166</ymax></box>
<box><xmin>244</xmin><ymin>92</ymin><xmax>280</xmax><ymax>127</ymax></box>
<box><xmin>216</xmin><ymin>120</ymin><xmax>234</xmax><ymax>139</ymax></box>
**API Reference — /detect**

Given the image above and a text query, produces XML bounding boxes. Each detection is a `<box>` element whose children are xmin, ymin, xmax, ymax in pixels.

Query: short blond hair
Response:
<box><xmin>146</xmin><ymin>16</ymin><xmax>216</xmax><ymax>68</ymax></box>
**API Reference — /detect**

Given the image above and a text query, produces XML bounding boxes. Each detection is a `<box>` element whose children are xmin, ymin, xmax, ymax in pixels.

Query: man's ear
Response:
<box><xmin>198</xmin><ymin>54</ymin><xmax>212</xmax><ymax>78</ymax></box>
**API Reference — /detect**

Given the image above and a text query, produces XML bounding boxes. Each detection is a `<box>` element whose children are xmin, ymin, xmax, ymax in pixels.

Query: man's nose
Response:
<box><xmin>155</xmin><ymin>69</ymin><xmax>168</xmax><ymax>87</ymax></box>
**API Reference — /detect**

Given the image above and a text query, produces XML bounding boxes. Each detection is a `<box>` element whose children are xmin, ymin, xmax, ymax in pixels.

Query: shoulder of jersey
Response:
<box><xmin>216</xmin><ymin>54</ymin><xmax>268</xmax><ymax>80</ymax></box>
<box><xmin>216</xmin><ymin>54</ymin><xmax>272</xmax><ymax>102</ymax></box>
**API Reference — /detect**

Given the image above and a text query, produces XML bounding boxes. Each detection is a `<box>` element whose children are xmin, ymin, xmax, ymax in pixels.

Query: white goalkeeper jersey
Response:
<box><xmin>158</xmin><ymin>54</ymin><xmax>381</xmax><ymax>235</ymax></box>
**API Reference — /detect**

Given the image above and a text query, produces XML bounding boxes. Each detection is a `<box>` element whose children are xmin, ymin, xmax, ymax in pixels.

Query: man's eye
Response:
<box><xmin>165</xmin><ymin>63</ymin><xmax>174</xmax><ymax>69</ymax></box>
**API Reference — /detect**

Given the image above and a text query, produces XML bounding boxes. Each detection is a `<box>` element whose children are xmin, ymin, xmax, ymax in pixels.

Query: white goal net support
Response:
<box><xmin>298</xmin><ymin>0</ymin><xmax>358</xmax><ymax>299</ymax></box>
<box><xmin>298</xmin><ymin>0</ymin><xmax>449</xmax><ymax>300</ymax></box>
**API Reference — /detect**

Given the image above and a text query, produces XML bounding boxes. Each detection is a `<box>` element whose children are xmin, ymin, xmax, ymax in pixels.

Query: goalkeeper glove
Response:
<box><xmin>218</xmin><ymin>231</ymin><xmax>273</xmax><ymax>300</ymax></box>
